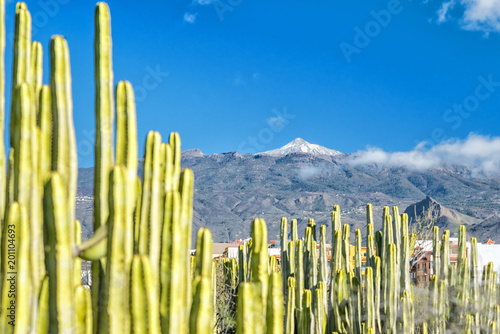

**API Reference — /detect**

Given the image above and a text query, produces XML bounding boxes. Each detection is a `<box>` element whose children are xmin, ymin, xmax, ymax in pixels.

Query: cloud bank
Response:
<box><xmin>349</xmin><ymin>134</ymin><xmax>500</xmax><ymax>177</ymax></box>
<box><xmin>437</xmin><ymin>0</ymin><xmax>500</xmax><ymax>33</ymax></box>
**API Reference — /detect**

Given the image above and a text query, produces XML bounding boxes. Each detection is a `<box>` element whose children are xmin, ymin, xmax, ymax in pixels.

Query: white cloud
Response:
<box><xmin>461</xmin><ymin>0</ymin><xmax>500</xmax><ymax>32</ymax></box>
<box><xmin>184</xmin><ymin>12</ymin><xmax>197</xmax><ymax>24</ymax></box>
<box><xmin>437</xmin><ymin>0</ymin><xmax>456</xmax><ymax>23</ymax></box>
<box><xmin>298</xmin><ymin>165</ymin><xmax>325</xmax><ymax>180</ymax></box>
<box><xmin>349</xmin><ymin>134</ymin><xmax>500</xmax><ymax>177</ymax></box>
<box><xmin>433</xmin><ymin>0</ymin><xmax>500</xmax><ymax>32</ymax></box>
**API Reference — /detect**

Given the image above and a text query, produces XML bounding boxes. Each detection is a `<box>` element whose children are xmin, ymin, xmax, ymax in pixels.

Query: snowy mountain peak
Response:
<box><xmin>260</xmin><ymin>138</ymin><xmax>343</xmax><ymax>156</ymax></box>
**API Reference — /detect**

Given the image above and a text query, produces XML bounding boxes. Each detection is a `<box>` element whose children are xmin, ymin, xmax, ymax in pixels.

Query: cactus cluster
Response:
<box><xmin>232</xmin><ymin>205</ymin><xmax>500</xmax><ymax>334</ymax></box>
<box><xmin>0</xmin><ymin>2</ymin><xmax>215</xmax><ymax>333</ymax></box>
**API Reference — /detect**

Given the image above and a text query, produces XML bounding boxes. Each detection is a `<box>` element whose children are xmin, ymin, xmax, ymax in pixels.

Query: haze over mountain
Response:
<box><xmin>76</xmin><ymin>139</ymin><xmax>500</xmax><ymax>244</ymax></box>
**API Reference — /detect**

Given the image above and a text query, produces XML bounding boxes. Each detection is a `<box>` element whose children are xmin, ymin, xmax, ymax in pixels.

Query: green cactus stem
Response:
<box><xmin>285</xmin><ymin>277</ymin><xmax>296</xmax><ymax>334</ymax></box>
<box><xmin>130</xmin><ymin>255</ymin><xmax>161</xmax><ymax>334</ymax></box>
<box><xmin>267</xmin><ymin>271</ymin><xmax>284</xmax><ymax>334</ymax></box>
<box><xmin>236</xmin><ymin>282</ymin><xmax>254</xmax><ymax>334</ymax></box>
<box><xmin>281</xmin><ymin>217</ymin><xmax>288</xmax><ymax>295</ymax></box>
<box><xmin>98</xmin><ymin>166</ymin><xmax>132</xmax><ymax>333</ymax></box>
<box><xmin>43</xmin><ymin>173</ymin><xmax>76</xmax><ymax>333</ymax></box>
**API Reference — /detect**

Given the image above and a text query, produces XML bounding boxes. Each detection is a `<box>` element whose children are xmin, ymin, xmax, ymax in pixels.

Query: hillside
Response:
<box><xmin>76</xmin><ymin>145</ymin><xmax>500</xmax><ymax>243</ymax></box>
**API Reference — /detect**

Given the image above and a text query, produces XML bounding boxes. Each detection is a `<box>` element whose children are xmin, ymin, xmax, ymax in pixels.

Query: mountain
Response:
<box><xmin>76</xmin><ymin>150</ymin><xmax>500</xmax><ymax>244</ymax></box>
<box><xmin>404</xmin><ymin>196</ymin><xmax>477</xmax><ymax>231</ymax></box>
<box><xmin>402</xmin><ymin>196</ymin><xmax>500</xmax><ymax>240</ymax></box>
<box><xmin>260</xmin><ymin>138</ymin><xmax>343</xmax><ymax>156</ymax></box>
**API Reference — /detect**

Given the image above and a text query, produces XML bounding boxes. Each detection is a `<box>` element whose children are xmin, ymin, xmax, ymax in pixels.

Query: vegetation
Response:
<box><xmin>0</xmin><ymin>1</ymin><xmax>498</xmax><ymax>334</ymax></box>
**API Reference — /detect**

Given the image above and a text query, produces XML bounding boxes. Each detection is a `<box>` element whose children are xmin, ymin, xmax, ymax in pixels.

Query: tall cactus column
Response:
<box><xmin>92</xmin><ymin>3</ymin><xmax>114</xmax><ymax>331</ymax></box>
<box><xmin>98</xmin><ymin>166</ymin><xmax>131</xmax><ymax>333</ymax></box>
<box><xmin>190</xmin><ymin>228</ymin><xmax>214</xmax><ymax>334</ymax></box>
<box><xmin>281</xmin><ymin>217</ymin><xmax>288</xmax><ymax>298</ymax></box>
<box><xmin>160</xmin><ymin>168</ymin><xmax>194</xmax><ymax>334</ymax></box>
<box><xmin>251</xmin><ymin>218</ymin><xmax>269</xmax><ymax>333</ymax></box>
<box><xmin>43</xmin><ymin>173</ymin><xmax>76</xmax><ymax>333</ymax></box>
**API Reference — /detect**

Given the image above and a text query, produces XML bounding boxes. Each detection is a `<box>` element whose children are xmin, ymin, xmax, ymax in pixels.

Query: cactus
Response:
<box><xmin>441</xmin><ymin>230</ymin><xmax>450</xmax><ymax>282</ymax></box>
<box><xmin>75</xmin><ymin>285</ymin><xmax>93</xmax><ymax>334</ymax></box>
<box><xmin>383</xmin><ymin>243</ymin><xmax>397</xmax><ymax>334</ymax></box>
<box><xmin>354</xmin><ymin>229</ymin><xmax>363</xmax><ymax>316</ymax></box>
<box><xmin>130</xmin><ymin>255</ymin><xmax>161</xmax><ymax>334</ymax></box>
<box><xmin>43</xmin><ymin>173</ymin><xmax>76</xmax><ymax>333</ymax></box>
<box><xmin>287</xmin><ymin>240</ymin><xmax>295</xmax><ymax>282</ymax></box>
<box><xmin>269</xmin><ymin>256</ymin><xmax>278</xmax><ymax>274</ymax></box>
<box><xmin>291</xmin><ymin>219</ymin><xmax>298</xmax><ymax>243</ymax></box>
<box><xmin>238</xmin><ymin>243</ymin><xmax>247</xmax><ymax>284</ymax></box>
<box><xmin>315</xmin><ymin>282</ymin><xmax>327</xmax><ymax>334</ymax></box>
<box><xmin>37</xmin><ymin>276</ymin><xmax>49</xmax><ymax>334</ymax></box>
<box><xmin>470</xmin><ymin>237</ymin><xmax>480</xmax><ymax>333</ymax></box>
<box><xmin>432</xmin><ymin>227</ymin><xmax>441</xmax><ymax>280</ymax></box>
<box><xmin>281</xmin><ymin>217</ymin><xmax>288</xmax><ymax>297</ymax></box>
<box><xmin>318</xmin><ymin>225</ymin><xmax>328</xmax><ymax>316</ymax></box>
<box><xmin>91</xmin><ymin>3</ymin><xmax>113</xmax><ymax>330</ymax></box>
<box><xmin>285</xmin><ymin>277</ymin><xmax>296</xmax><ymax>334</ymax></box>
<box><xmin>98</xmin><ymin>166</ymin><xmax>131</xmax><ymax>333</ymax></box>
<box><xmin>295</xmin><ymin>239</ymin><xmax>304</xmax><ymax>310</ymax></box>
<box><xmin>351</xmin><ymin>275</ymin><xmax>362</xmax><ymax>334</ymax></box>
<box><xmin>267</xmin><ymin>271</ymin><xmax>284</xmax><ymax>334</ymax></box>
<box><xmin>300</xmin><ymin>289</ymin><xmax>314</xmax><ymax>334</ymax></box>
<box><xmin>225</xmin><ymin>258</ymin><xmax>238</xmax><ymax>292</ymax></box>
<box><xmin>160</xmin><ymin>169</ymin><xmax>195</xmax><ymax>334</ymax></box>
<box><xmin>429</xmin><ymin>275</ymin><xmax>439</xmax><ymax>333</ymax></box>
<box><xmin>400</xmin><ymin>290</ymin><xmax>413</xmax><ymax>334</ymax></box>
<box><xmin>365</xmin><ymin>266</ymin><xmax>375</xmax><ymax>333</ymax></box>
<box><xmin>331</xmin><ymin>269</ymin><xmax>350</xmax><ymax>334</ymax></box>
<box><xmin>304</xmin><ymin>227</ymin><xmax>317</xmax><ymax>291</ymax></box>
<box><xmin>190</xmin><ymin>228</ymin><xmax>214</xmax><ymax>334</ymax></box>
<box><xmin>236</xmin><ymin>282</ymin><xmax>254</xmax><ymax>334</ymax></box>
<box><xmin>251</xmin><ymin>218</ymin><xmax>269</xmax><ymax>333</ymax></box>
<box><xmin>392</xmin><ymin>206</ymin><xmax>401</xmax><ymax>295</ymax></box>
<box><xmin>308</xmin><ymin>218</ymin><xmax>316</xmax><ymax>241</ymax></box>
<box><xmin>15</xmin><ymin>203</ymin><xmax>31</xmax><ymax>332</ymax></box>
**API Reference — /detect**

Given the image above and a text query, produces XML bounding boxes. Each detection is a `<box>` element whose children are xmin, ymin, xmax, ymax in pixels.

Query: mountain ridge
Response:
<box><xmin>75</xmin><ymin>150</ymin><xmax>500</xmax><ymax>243</ymax></box>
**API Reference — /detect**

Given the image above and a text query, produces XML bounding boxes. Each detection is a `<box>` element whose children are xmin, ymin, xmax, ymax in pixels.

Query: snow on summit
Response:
<box><xmin>260</xmin><ymin>138</ymin><xmax>342</xmax><ymax>156</ymax></box>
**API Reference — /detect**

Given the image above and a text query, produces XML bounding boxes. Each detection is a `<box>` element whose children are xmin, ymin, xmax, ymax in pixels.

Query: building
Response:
<box><xmin>475</xmin><ymin>240</ymin><xmax>500</xmax><ymax>273</ymax></box>
<box><xmin>410</xmin><ymin>238</ymin><xmax>484</xmax><ymax>285</ymax></box>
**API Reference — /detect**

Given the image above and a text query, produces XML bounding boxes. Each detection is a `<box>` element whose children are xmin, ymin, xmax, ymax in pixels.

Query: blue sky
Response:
<box><xmin>6</xmin><ymin>0</ymin><xmax>500</xmax><ymax>167</ymax></box>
